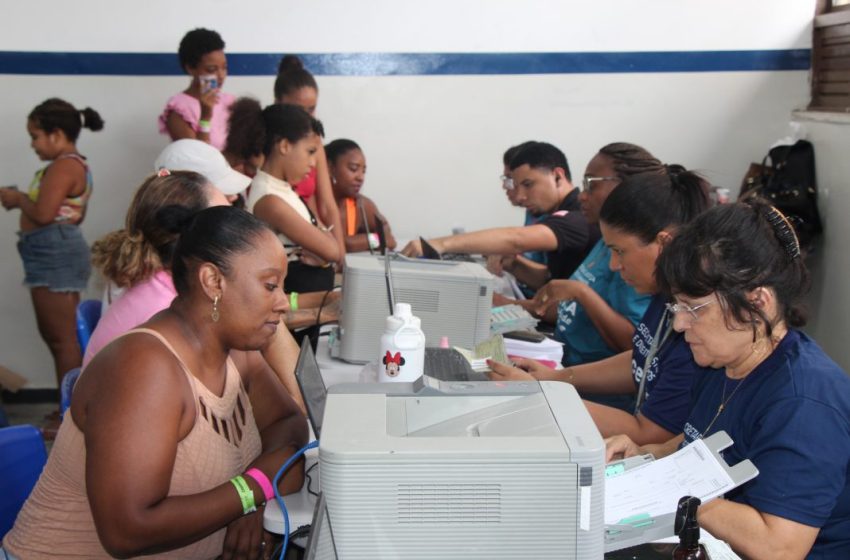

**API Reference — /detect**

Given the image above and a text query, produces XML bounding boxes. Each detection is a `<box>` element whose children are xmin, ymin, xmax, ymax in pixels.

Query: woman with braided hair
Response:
<box><xmin>606</xmin><ymin>200</ymin><xmax>850</xmax><ymax>558</ymax></box>
<box><xmin>532</xmin><ymin>143</ymin><xmax>665</xmax><ymax>367</ymax></box>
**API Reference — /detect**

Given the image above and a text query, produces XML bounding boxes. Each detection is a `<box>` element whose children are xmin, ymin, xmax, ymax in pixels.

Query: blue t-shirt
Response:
<box><xmin>523</xmin><ymin>209</ymin><xmax>548</xmax><ymax>265</ymax></box>
<box><xmin>631</xmin><ymin>294</ymin><xmax>719</xmax><ymax>434</ymax></box>
<box><xmin>554</xmin><ymin>239</ymin><xmax>651</xmax><ymax>366</ymax></box>
<box><xmin>683</xmin><ymin>330</ymin><xmax>850</xmax><ymax>558</ymax></box>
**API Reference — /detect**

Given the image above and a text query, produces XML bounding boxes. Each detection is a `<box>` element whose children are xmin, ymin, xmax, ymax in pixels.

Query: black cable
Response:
<box><xmin>289</xmin><ymin>524</ymin><xmax>312</xmax><ymax>541</ymax></box>
<box><xmin>305</xmin><ymin>462</ymin><xmax>319</xmax><ymax>497</ymax></box>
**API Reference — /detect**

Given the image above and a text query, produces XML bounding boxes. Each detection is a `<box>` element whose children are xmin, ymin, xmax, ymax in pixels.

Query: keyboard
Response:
<box><xmin>490</xmin><ymin>304</ymin><xmax>539</xmax><ymax>335</ymax></box>
<box><xmin>423</xmin><ymin>348</ymin><xmax>488</xmax><ymax>382</ymax></box>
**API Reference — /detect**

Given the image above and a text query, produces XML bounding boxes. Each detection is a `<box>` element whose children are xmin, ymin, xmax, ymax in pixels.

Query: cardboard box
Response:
<box><xmin>0</xmin><ymin>365</ymin><xmax>28</xmax><ymax>392</ymax></box>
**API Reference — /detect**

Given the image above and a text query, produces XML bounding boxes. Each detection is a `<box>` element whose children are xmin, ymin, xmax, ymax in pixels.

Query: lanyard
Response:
<box><xmin>634</xmin><ymin>309</ymin><xmax>673</xmax><ymax>414</ymax></box>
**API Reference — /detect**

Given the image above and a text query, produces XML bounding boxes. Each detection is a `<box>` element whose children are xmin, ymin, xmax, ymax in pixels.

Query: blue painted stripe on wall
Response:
<box><xmin>0</xmin><ymin>49</ymin><xmax>810</xmax><ymax>76</ymax></box>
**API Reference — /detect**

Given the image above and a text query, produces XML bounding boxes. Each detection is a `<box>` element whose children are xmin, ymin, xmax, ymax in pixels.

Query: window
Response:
<box><xmin>811</xmin><ymin>0</ymin><xmax>850</xmax><ymax>111</ymax></box>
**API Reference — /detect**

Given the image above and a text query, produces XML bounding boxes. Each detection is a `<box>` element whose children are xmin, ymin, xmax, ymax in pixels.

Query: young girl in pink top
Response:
<box><xmin>159</xmin><ymin>28</ymin><xmax>234</xmax><ymax>150</ymax></box>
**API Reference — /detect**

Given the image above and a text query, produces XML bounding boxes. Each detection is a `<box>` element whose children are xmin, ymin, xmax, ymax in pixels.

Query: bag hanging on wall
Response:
<box><xmin>739</xmin><ymin>139</ymin><xmax>823</xmax><ymax>250</ymax></box>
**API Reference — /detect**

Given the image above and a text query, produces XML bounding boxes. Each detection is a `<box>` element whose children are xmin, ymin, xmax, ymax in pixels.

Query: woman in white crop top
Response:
<box><xmin>240</xmin><ymin>103</ymin><xmax>339</xmax><ymax>293</ymax></box>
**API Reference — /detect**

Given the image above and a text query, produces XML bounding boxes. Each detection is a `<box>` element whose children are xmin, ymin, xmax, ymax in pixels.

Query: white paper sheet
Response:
<box><xmin>605</xmin><ymin>439</ymin><xmax>735</xmax><ymax>525</ymax></box>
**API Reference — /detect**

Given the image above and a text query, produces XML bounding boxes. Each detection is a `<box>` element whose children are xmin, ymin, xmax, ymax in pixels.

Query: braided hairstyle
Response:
<box><xmin>598</xmin><ymin>142</ymin><xmax>665</xmax><ymax>179</ymax></box>
<box><xmin>656</xmin><ymin>199</ymin><xmax>808</xmax><ymax>339</ymax></box>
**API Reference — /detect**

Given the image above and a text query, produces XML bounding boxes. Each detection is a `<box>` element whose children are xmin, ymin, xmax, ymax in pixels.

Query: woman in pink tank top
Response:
<box><xmin>3</xmin><ymin>207</ymin><xmax>308</xmax><ymax>559</ymax></box>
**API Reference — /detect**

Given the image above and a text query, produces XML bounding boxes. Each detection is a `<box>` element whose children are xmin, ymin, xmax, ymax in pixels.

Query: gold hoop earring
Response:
<box><xmin>211</xmin><ymin>295</ymin><xmax>220</xmax><ymax>323</ymax></box>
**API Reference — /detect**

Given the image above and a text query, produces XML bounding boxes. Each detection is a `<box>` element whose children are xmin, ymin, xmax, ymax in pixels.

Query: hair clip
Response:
<box><xmin>157</xmin><ymin>168</ymin><xmax>171</xmax><ymax>177</ymax></box>
<box><xmin>764</xmin><ymin>205</ymin><xmax>801</xmax><ymax>260</ymax></box>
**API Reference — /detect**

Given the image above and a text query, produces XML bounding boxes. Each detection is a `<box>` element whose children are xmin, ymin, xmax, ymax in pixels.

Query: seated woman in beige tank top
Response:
<box><xmin>2</xmin><ymin>206</ymin><xmax>308</xmax><ymax>560</ymax></box>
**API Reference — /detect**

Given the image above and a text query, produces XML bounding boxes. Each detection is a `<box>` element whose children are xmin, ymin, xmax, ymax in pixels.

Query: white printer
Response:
<box><xmin>334</xmin><ymin>254</ymin><xmax>493</xmax><ymax>363</ymax></box>
<box><xmin>319</xmin><ymin>377</ymin><xmax>605</xmax><ymax>559</ymax></box>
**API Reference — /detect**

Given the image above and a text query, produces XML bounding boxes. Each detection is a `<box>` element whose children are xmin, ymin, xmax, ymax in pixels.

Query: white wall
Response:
<box><xmin>794</xmin><ymin>115</ymin><xmax>850</xmax><ymax>371</ymax></box>
<box><xmin>0</xmin><ymin>0</ymin><xmax>816</xmax><ymax>388</ymax></box>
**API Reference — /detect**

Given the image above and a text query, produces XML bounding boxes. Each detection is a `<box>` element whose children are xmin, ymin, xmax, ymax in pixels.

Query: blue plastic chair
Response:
<box><xmin>60</xmin><ymin>367</ymin><xmax>82</xmax><ymax>418</ymax></box>
<box><xmin>0</xmin><ymin>425</ymin><xmax>47</xmax><ymax>539</ymax></box>
<box><xmin>75</xmin><ymin>299</ymin><xmax>102</xmax><ymax>355</ymax></box>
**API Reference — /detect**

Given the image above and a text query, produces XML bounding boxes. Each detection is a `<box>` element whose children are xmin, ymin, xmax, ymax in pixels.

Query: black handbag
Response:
<box><xmin>739</xmin><ymin>140</ymin><xmax>823</xmax><ymax>249</ymax></box>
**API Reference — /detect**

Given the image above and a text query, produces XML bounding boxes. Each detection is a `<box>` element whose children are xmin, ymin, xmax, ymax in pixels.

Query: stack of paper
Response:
<box><xmin>504</xmin><ymin>336</ymin><xmax>564</xmax><ymax>368</ymax></box>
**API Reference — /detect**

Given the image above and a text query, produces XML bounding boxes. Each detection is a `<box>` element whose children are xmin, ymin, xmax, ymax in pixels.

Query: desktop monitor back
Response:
<box><xmin>337</xmin><ymin>254</ymin><xmax>493</xmax><ymax>363</ymax></box>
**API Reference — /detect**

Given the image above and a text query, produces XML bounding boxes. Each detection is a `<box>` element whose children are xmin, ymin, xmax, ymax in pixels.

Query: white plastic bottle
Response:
<box><xmin>378</xmin><ymin>303</ymin><xmax>425</xmax><ymax>383</ymax></box>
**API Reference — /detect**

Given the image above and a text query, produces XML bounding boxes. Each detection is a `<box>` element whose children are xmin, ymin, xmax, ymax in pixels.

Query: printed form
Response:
<box><xmin>605</xmin><ymin>439</ymin><xmax>738</xmax><ymax>525</ymax></box>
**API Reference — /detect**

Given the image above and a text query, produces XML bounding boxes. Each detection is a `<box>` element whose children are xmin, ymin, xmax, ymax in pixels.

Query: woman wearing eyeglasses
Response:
<box><xmin>530</xmin><ymin>143</ymin><xmax>664</xmax><ymax>369</ymax></box>
<box><xmin>606</xmin><ymin>200</ymin><xmax>850</xmax><ymax>559</ymax></box>
<box><xmin>489</xmin><ymin>167</ymin><xmax>716</xmax><ymax>446</ymax></box>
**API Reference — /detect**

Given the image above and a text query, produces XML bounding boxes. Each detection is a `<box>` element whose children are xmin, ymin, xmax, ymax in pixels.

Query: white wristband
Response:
<box><xmin>368</xmin><ymin>233</ymin><xmax>380</xmax><ymax>250</ymax></box>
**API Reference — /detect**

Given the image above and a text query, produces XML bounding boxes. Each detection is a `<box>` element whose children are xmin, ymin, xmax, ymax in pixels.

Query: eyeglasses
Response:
<box><xmin>665</xmin><ymin>300</ymin><xmax>714</xmax><ymax>323</ymax></box>
<box><xmin>582</xmin><ymin>175</ymin><xmax>619</xmax><ymax>193</ymax></box>
<box><xmin>500</xmin><ymin>175</ymin><xmax>514</xmax><ymax>191</ymax></box>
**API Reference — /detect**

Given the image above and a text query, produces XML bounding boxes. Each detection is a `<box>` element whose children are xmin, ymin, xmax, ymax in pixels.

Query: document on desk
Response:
<box><xmin>605</xmin><ymin>439</ymin><xmax>738</xmax><ymax>525</ymax></box>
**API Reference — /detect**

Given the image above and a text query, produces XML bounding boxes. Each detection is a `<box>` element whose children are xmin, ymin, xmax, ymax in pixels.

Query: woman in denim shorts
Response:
<box><xmin>0</xmin><ymin>98</ymin><xmax>103</xmax><ymax>391</ymax></box>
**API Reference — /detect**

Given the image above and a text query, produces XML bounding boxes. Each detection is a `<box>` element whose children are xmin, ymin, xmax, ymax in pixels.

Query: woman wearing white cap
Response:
<box><xmin>155</xmin><ymin>139</ymin><xmax>251</xmax><ymax>203</ymax></box>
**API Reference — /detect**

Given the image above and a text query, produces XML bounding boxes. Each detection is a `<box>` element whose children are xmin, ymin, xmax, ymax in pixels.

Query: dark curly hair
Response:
<box><xmin>178</xmin><ymin>28</ymin><xmax>225</xmax><ymax>71</ymax></box>
<box><xmin>657</xmin><ymin>199</ymin><xmax>809</xmax><ymax>340</ymax></box>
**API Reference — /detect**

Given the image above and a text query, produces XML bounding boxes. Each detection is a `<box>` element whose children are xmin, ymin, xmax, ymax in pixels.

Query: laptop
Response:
<box><xmin>294</xmin><ymin>340</ymin><xmax>339</xmax><ymax>559</ymax></box>
<box><xmin>294</xmin><ymin>337</ymin><xmax>328</xmax><ymax>439</ymax></box>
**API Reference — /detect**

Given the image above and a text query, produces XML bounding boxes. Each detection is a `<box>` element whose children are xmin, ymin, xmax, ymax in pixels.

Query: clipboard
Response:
<box><xmin>603</xmin><ymin>431</ymin><xmax>758</xmax><ymax>553</ymax></box>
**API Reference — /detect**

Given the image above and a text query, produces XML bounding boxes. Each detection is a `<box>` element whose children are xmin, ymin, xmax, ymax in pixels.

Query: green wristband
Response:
<box><xmin>230</xmin><ymin>475</ymin><xmax>257</xmax><ymax>515</ymax></box>
<box><xmin>290</xmin><ymin>291</ymin><xmax>299</xmax><ymax>311</ymax></box>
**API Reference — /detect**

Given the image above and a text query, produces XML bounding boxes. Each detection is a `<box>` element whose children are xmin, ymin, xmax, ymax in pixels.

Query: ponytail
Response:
<box><xmin>599</xmin><ymin>167</ymin><xmax>712</xmax><ymax>243</ymax></box>
<box><xmin>274</xmin><ymin>55</ymin><xmax>318</xmax><ymax>101</ymax></box>
<box><xmin>29</xmin><ymin>98</ymin><xmax>104</xmax><ymax>142</ymax></box>
<box><xmin>91</xmin><ymin>171</ymin><xmax>209</xmax><ymax>287</ymax></box>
